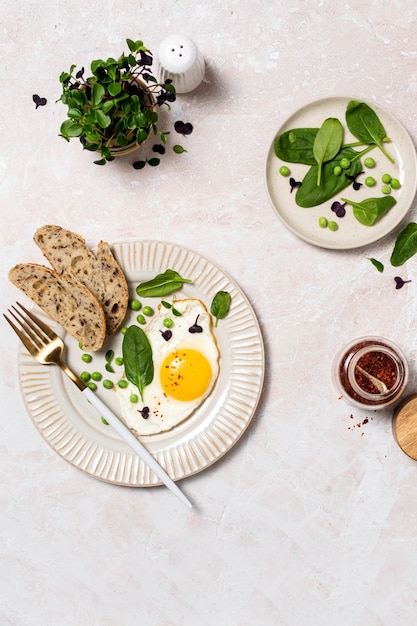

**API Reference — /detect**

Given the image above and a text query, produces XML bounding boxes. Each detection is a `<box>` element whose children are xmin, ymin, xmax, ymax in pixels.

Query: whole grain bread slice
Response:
<box><xmin>33</xmin><ymin>225</ymin><xmax>128</xmax><ymax>335</ymax></box>
<box><xmin>8</xmin><ymin>263</ymin><xmax>106</xmax><ymax>351</ymax></box>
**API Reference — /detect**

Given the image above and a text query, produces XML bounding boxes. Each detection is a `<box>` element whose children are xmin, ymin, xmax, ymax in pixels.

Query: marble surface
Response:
<box><xmin>2</xmin><ymin>1</ymin><xmax>417</xmax><ymax>624</ymax></box>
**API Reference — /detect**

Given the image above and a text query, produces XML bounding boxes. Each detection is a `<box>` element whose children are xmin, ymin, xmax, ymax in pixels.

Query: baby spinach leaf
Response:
<box><xmin>210</xmin><ymin>291</ymin><xmax>231</xmax><ymax>327</ymax></box>
<box><xmin>341</xmin><ymin>195</ymin><xmax>396</xmax><ymax>226</ymax></box>
<box><xmin>313</xmin><ymin>118</ymin><xmax>343</xmax><ymax>186</ymax></box>
<box><xmin>136</xmin><ymin>269</ymin><xmax>192</xmax><ymax>297</ymax></box>
<box><xmin>390</xmin><ymin>223</ymin><xmax>417</xmax><ymax>266</ymax></box>
<box><xmin>122</xmin><ymin>325</ymin><xmax>154</xmax><ymax>401</ymax></box>
<box><xmin>295</xmin><ymin>147</ymin><xmax>362</xmax><ymax>208</ymax></box>
<box><xmin>367</xmin><ymin>257</ymin><xmax>384</xmax><ymax>272</ymax></box>
<box><xmin>274</xmin><ymin>128</ymin><xmax>318</xmax><ymax>164</ymax></box>
<box><xmin>345</xmin><ymin>100</ymin><xmax>395</xmax><ymax>164</ymax></box>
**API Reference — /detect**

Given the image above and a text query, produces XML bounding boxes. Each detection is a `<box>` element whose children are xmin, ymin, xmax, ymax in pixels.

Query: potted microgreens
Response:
<box><xmin>58</xmin><ymin>38</ymin><xmax>176</xmax><ymax>165</ymax></box>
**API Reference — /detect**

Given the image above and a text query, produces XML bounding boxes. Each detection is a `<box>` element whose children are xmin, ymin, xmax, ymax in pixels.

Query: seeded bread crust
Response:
<box><xmin>33</xmin><ymin>226</ymin><xmax>128</xmax><ymax>335</ymax></box>
<box><xmin>8</xmin><ymin>263</ymin><xmax>106</xmax><ymax>351</ymax></box>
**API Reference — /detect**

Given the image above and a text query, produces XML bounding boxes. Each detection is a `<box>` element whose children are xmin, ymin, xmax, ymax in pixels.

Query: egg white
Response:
<box><xmin>115</xmin><ymin>298</ymin><xmax>220</xmax><ymax>435</ymax></box>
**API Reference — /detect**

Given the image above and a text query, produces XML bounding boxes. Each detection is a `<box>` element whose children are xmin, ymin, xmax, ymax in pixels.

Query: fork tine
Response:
<box><xmin>16</xmin><ymin>302</ymin><xmax>58</xmax><ymax>341</ymax></box>
<box><xmin>9</xmin><ymin>305</ymin><xmax>46</xmax><ymax>350</ymax></box>
<box><xmin>3</xmin><ymin>312</ymin><xmax>38</xmax><ymax>357</ymax></box>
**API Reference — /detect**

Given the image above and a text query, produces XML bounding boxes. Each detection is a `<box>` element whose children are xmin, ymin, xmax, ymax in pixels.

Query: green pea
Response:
<box><xmin>80</xmin><ymin>371</ymin><xmax>91</xmax><ymax>382</ymax></box>
<box><xmin>364</xmin><ymin>157</ymin><xmax>376</xmax><ymax>168</ymax></box>
<box><xmin>88</xmin><ymin>382</ymin><xmax>97</xmax><ymax>391</ymax></box>
<box><xmin>391</xmin><ymin>178</ymin><xmax>401</xmax><ymax>189</ymax></box>
<box><xmin>136</xmin><ymin>314</ymin><xmax>146</xmax><ymax>325</ymax></box>
<box><xmin>81</xmin><ymin>353</ymin><xmax>92</xmax><ymax>363</ymax></box>
<box><xmin>333</xmin><ymin>166</ymin><xmax>342</xmax><ymax>176</ymax></box>
<box><xmin>91</xmin><ymin>371</ymin><xmax>102</xmax><ymax>381</ymax></box>
<box><xmin>328</xmin><ymin>221</ymin><xmax>338</xmax><ymax>231</ymax></box>
<box><xmin>318</xmin><ymin>217</ymin><xmax>328</xmax><ymax>228</ymax></box>
<box><xmin>130</xmin><ymin>299</ymin><xmax>141</xmax><ymax>311</ymax></box>
<box><xmin>163</xmin><ymin>318</ymin><xmax>174</xmax><ymax>328</ymax></box>
<box><xmin>382</xmin><ymin>173</ymin><xmax>392</xmax><ymax>184</ymax></box>
<box><xmin>142</xmin><ymin>305</ymin><xmax>154</xmax><ymax>316</ymax></box>
<box><xmin>340</xmin><ymin>158</ymin><xmax>350</xmax><ymax>169</ymax></box>
<box><xmin>103</xmin><ymin>379</ymin><xmax>113</xmax><ymax>389</ymax></box>
<box><xmin>130</xmin><ymin>394</ymin><xmax>139</xmax><ymax>404</ymax></box>
<box><xmin>120</xmin><ymin>327</ymin><xmax>128</xmax><ymax>335</ymax></box>
<box><xmin>115</xmin><ymin>357</ymin><xmax>124</xmax><ymax>366</ymax></box>
<box><xmin>118</xmin><ymin>379</ymin><xmax>128</xmax><ymax>389</ymax></box>
<box><xmin>279</xmin><ymin>165</ymin><xmax>290</xmax><ymax>176</ymax></box>
<box><xmin>78</xmin><ymin>342</ymin><xmax>84</xmax><ymax>350</ymax></box>
<box><xmin>365</xmin><ymin>176</ymin><xmax>376</xmax><ymax>187</ymax></box>
<box><xmin>381</xmin><ymin>185</ymin><xmax>391</xmax><ymax>194</ymax></box>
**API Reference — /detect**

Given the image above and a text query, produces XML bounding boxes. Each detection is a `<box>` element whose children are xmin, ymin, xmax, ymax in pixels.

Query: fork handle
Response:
<box><xmin>82</xmin><ymin>387</ymin><xmax>193</xmax><ymax>509</ymax></box>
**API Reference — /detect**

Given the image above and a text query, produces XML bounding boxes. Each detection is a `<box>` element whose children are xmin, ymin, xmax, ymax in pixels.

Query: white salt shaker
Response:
<box><xmin>155</xmin><ymin>34</ymin><xmax>205</xmax><ymax>94</ymax></box>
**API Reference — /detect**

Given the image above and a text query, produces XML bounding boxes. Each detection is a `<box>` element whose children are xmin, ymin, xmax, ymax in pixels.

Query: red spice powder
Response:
<box><xmin>355</xmin><ymin>351</ymin><xmax>397</xmax><ymax>394</ymax></box>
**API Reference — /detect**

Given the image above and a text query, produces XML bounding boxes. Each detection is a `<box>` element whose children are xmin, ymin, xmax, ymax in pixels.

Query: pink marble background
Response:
<box><xmin>2</xmin><ymin>1</ymin><xmax>417</xmax><ymax>624</ymax></box>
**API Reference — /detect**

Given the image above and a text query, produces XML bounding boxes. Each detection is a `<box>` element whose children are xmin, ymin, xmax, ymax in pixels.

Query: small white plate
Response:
<box><xmin>265</xmin><ymin>97</ymin><xmax>417</xmax><ymax>249</ymax></box>
<box><xmin>18</xmin><ymin>240</ymin><xmax>265</xmax><ymax>487</ymax></box>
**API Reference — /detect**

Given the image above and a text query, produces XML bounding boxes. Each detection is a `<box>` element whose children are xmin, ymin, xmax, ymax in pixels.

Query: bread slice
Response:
<box><xmin>8</xmin><ymin>263</ymin><xmax>106</xmax><ymax>351</ymax></box>
<box><xmin>33</xmin><ymin>225</ymin><xmax>128</xmax><ymax>335</ymax></box>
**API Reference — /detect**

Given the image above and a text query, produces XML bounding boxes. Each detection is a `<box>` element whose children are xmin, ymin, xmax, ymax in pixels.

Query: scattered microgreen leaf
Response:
<box><xmin>33</xmin><ymin>94</ymin><xmax>47</xmax><ymax>109</ymax></box>
<box><xmin>173</xmin><ymin>145</ymin><xmax>187</xmax><ymax>154</ymax></box>
<box><xmin>394</xmin><ymin>276</ymin><xmax>412</xmax><ymax>289</ymax></box>
<box><xmin>367</xmin><ymin>257</ymin><xmax>384</xmax><ymax>273</ymax></box>
<box><xmin>174</xmin><ymin>121</ymin><xmax>193</xmax><ymax>135</ymax></box>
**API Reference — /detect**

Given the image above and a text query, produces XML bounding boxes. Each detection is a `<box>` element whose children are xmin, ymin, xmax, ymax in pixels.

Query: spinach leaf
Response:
<box><xmin>122</xmin><ymin>325</ymin><xmax>154</xmax><ymax>401</ymax></box>
<box><xmin>210</xmin><ymin>291</ymin><xmax>231</xmax><ymax>327</ymax></box>
<box><xmin>313</xmin><ymin>118</ymin><xmax>343</xmax><ymax>186</ymax></box>
<box><xmin>341</xmin><ymin>195</ymin><xmax>396</xmax><ymax>226</ymax></box>
<box><xmin>367</xmin><ymin>257</ymin><xmax>384</xmax><ymax>272</ymax></box>
<box><xmin>274</xmin><ymin>128</ymin><xmax>318</xmax><ymax>164</ymax></box>
<box><xmin>345</xmin><ymin>100</ymin><xmax>395</xmax><ymax>164</ymax></box>
<box><xmin>135</xmin><ymin>269</ymin><xmax>192</xmax><ymax>297</ymax></box>
<box><xmin>390</xmin><ymin>223</ymin><xmax>417</xmax><ymax>266</ymax></box>
<box><xmin>295</xmin><ymin>147</ymin><xmax>362</xmax><ymax>208</ymax></box>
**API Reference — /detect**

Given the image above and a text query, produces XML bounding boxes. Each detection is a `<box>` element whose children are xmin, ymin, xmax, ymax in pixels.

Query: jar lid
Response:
<box><xmin>393</xmin><ymin>395</ymin><xmax>417</xmax><ymax>460</ymax></box>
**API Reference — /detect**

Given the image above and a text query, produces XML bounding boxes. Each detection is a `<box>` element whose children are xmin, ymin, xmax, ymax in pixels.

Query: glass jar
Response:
<box><xmin>332</xmin><ymin>336</ymin><xmax>408</xmax><ymax>410</ymax></box>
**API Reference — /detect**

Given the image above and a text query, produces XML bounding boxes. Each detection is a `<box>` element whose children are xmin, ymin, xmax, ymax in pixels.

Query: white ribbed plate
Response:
<box><xmin>18</xmin><ymin>240</ymin><xmax>264</xmax><ymax>486</ymax></box>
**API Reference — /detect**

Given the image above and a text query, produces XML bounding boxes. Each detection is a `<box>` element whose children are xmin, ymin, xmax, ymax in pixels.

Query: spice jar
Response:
<box><xmin>333</xmin><ymin>336</ymin><xmax>408</xmax><ymax>410</ymax></box>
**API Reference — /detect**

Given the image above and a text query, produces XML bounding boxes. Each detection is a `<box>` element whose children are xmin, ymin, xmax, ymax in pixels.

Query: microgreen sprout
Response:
<box><xmin>367</xmin><ymin>257</ymin><xmax>384</xmax><ymax>273</ymax></box>
<box><xmin>331</xmin><ymin>201</ymin><xmax>346</xmax><ymax>218</ymax></box>
<box><xmin>33</xmin><ymin>94</ymin><xmax>47</xmax><ymax>109</ymax></box>
<box><xmin>289</xmin><ymin>177</ymin><xmax>302</xmax><ymax>193</ymax></box>
<box><xmin>58</xmin><ymin>38</ymin><xmax>191</xmax><ymax>168</ymax></box>
<box><xmin>174</xmin><ymin>121</ymin><xmax>193</xmax><ymax>135</ymax></box>
<box><xmin>346</xmin><ymin>171</ymin><xmax>364</xmax><ymax>190</ymax></box>
<box><xmin>394</xmin><ymin>276</ymin><xmax>412</xmax><ymax>289</ymax></box>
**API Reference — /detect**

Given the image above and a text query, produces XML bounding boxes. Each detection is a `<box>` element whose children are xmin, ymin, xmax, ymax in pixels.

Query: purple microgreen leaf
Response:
<box><xmin>152</xmin><ymin>144</ymin><xmax>166</xmax><ymax>154</ymax></box>
<box><xmin>289</xmin><ymin>177</ymin><xmax>302</xmax><ymax>193</ymax></box>
<box><xmin>394</xmin><ymin>276</ymin><xmax>412</xmax><ymax>289</ymax></box>
<box><xmin>174</xmin><ymin>121</ymin><xmax>193</xmax><ymax>135</ymax></box>
<box><xmin>32</xmin><ymin>94</ymin><xmax>47</xmax><ymax>109</ymax></box>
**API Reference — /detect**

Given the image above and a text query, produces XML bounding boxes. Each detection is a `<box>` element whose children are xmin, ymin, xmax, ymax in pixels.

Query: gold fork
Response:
<box><xmin>4</xmin><ymin>302</ymin><xmax>192</xmax><ymax>509</ymax></box>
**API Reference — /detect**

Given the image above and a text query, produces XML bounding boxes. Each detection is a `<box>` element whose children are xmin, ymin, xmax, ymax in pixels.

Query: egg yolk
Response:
<box><xmin>160</xmin><ymin>348</ymin><xmax>213</xmax><ymax>401</ymax></box>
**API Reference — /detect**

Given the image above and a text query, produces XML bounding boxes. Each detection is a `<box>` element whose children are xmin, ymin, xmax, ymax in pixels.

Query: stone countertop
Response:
<box><xmin>2</xmin><ymin>1</ymin><xmax>417</xmax><ymax>624</ymax></box>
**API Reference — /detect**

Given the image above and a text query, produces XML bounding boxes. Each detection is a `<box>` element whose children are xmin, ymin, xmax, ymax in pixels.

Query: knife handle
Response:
<box><xmin>82</xmin><ymin>386</ymin><xmax>193</xmax><ymax>509</ymax></box>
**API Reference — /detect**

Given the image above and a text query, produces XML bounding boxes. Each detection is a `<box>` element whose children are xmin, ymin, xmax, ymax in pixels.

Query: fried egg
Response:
<box><xmin>115</xmin><ymin>298</ymin><xmax>220</xmax><ymax>435</ymax></box>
